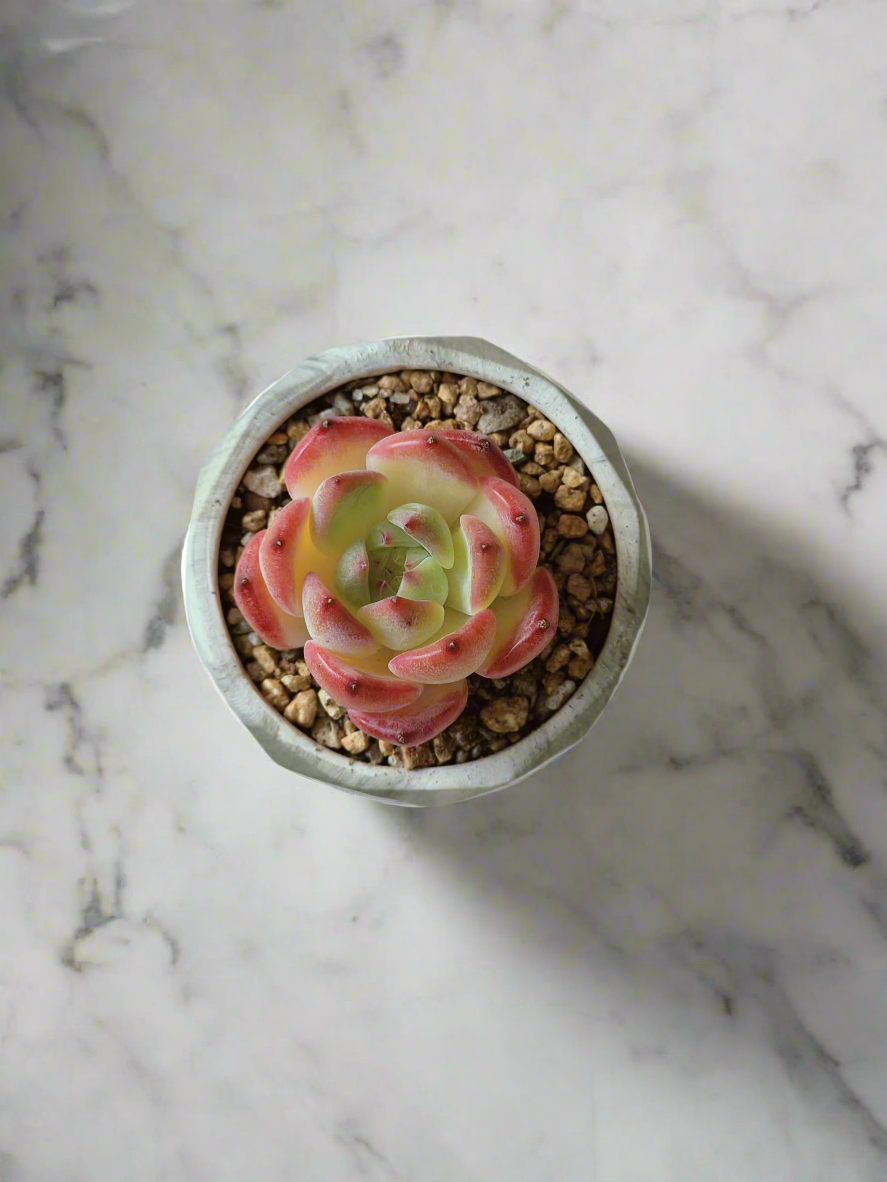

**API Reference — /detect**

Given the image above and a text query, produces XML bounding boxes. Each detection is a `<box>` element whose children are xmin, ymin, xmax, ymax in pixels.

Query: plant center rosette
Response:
<box><xmin>233</xmin><ymin>417</ymin><xmax>559</xmax><ymax>747</ymax></box>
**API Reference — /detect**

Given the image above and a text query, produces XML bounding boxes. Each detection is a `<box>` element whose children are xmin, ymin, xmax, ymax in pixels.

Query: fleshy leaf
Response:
<box><xmin>388</xmin><ymin>609</ymin><xmax>496</xmax><ymax>683</ymax></box>
<box><xmin>357</xmin><ymin>596</ymin><xmax>444</xmax><ymax>651</ymax></box>
<box><xmin>435</xmin><ymin>429</ymin><xmax>521</xmax><ymax>489</ymax></box>
<box><xmin>302</xmin><ymin>573</ymin><xmax>378</xmax><ymax>656</ymax></box>
<box><xmin>366</xmin><ymin>522</ymin><xmax>414</xmax><ymax>549</ymax></box>
<box><xmin>464</xmin><ymin>476</ymin><xmax>540</xmax><ymax>596</ymax></box>
<box><xmin>367</xmin><ymin>546</ymin><xmax>409</xmax><ymax>601</ymax></box>
<box><xmin>234</xmin><ymin>532</ymin><xmax>311</xmax><ymax>650</ymax></box>
<box><xmin>335</xmin><ymin>539</ymin><xmax>371</xmax><ymax>610</ymax></box>
<box><xmin>311</xmin><ymin>469</ymin><xmax>386</xmax><ymax>552</ymax></box>
<box><xmin>387</xmin><ymin>503</ymin><xmax>454</xmax><ymax>568</ymax></box>
<box><xmin>284</xmin><ymin>417</ymin><xmax>393</xmax><ymax>500</ymax></box>
<box><xmin>303</xmin><ymin>641</ymin><xmax>422</xmax><ymax>714</ymax></box>
<box><xmin>403</xmin><ymin>547</ymin><xmax>427</xmax><ymax>571</ymax></box>
<box><xmin>398</xmin><ymin>555</ymin><xmax>449</xmax><ymax>605</ymax></box>
<box><xmin>478</xmin><ymin>568</ymin><xmax>560</xmax><ymax>679</ymax></box>
<box><xmin>258</xmin><ymin>498</ymin><xmax>335</xmax><ymax>616</ymax></box>
<box><xmin>365</xmin><ymin>430</ymin><xmax>478</xmax><ymax>523</ymax></box>
<box><xmin>348</xmin><ymin>680</ymin><xmax>469</xmax><ymax>746</ymax></box>
<box><xmin>445</xmin><ymin>515</ymin><xmax>505</xmax><ymax>614</ymax></box>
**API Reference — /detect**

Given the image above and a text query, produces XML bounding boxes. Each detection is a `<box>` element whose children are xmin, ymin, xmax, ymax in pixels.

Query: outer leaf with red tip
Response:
<box><xmin>366</xmin><ymin>430</ymin><xmax>478</xmax><ymax>523</ymax></box>
<box><xmin>234</xmin><ymin>532</ymin><xmax>311</xmax><ymax>650</ymax></box>
<box><xmin>348</xmin><ymin>680</ymin><xmax>469</xmax><ymax>746</ymax></box>
<box><xmin>284</xmin><ymin>417</ymin><xmax>393</xmax><ymax>500</ymax></box>
<box><xmin>435</xmin><ymin>429</ymin><xmax>521</xmax><ymax>489</ymax></box>
<box><xmin>302</xmin><ymin>573</ymin><xmax>378</xmax><ymax>657</ymax></box>
<box><xmin>464</xmin><ymin>477</ymin><xmax>540</xmax><ymax>596</ymax></box>
<box><xmin>303</xmin><ymin>641</ymin><xmax>422</xmax><ymax>714</ymax></box>
<box><xmin>387</xmin><ymin>503</ymin><xmax>454</xmax><ymax>568</ymax></box>
<box><xmin>478</xmin><ymin>568</ymin><xmax>560</xmax><ymax>679</ymax></box>
<box><xmin>388</xmin><ymin>608</ymin><xmax>496</xmax><ymax>683</ymax></box>
<box><xmin>311</xmin><ymin>470</ymin><xmax>386</xmax><ymax>552</ymax></box>
<box><xmin>259</xmin><ymin>498</ymin><xmax>334</xmax><ymax>616</ymax></box>
<box><xmin>357</xmin><ymin>595</ymin><xmax>444</xmax><ymax>651</ymax></box>
<box><xmin>445</xmin><ymin>515</ymin><xmax>505</xmax><ymax>614</ymax></box>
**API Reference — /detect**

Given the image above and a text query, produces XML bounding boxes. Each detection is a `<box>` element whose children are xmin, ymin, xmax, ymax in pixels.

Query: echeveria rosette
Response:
<box><xmin>234</xmin><ymin>416</ymin><xmax>560</xmax><ymax>745</ymax></box>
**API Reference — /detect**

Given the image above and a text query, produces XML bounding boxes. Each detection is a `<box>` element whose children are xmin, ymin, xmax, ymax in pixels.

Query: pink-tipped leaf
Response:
<box><xmin>365</xmin><ymin>430</ymin><xmax>478</xmax><ymax>523</ymax></box>
<box><xmin>303</xmin><ymin>641</ymin><xmax>422</xmax><ymax>714</ymax></box>
<box><xmin>464</xmin><ymin>476</ymin><xmax>540</xmax><ymax>596</ymax></box>
<box><xmin>234</xmin><ymin>532</ymin><xmax>311</xmax><ymax>650</ymax></box>
<box><xmin>348</xmin><ymin>680</ymin><xmax>469</xmax><ymax>746</ymax></box>
<box><xmin>284</xmin><ymin>417</ymin><xmax>393</xmax><ymax>500</ymax></box>
<box><xmin>435</xmin><ymin>429</ymin><xmax>521</xmax><ymax>488</ymax></box>
<box><xmin>387</xmin><ymin>503</ymin><xmax>454</xmax><ymax>568</ymax></box>
<box><xmin>478</xmin><ymin>567</ymin><xmax>560</xmax><ymax>679</ymax></box>
<box><xmin>388</xmin><ymin>608</ymin><xmax>496</xmax><ymax>683</ymax></box>
<box><xmin>302</xmin><ymin>572</ymin><xmax>378</xmax><ymax>657</ymax></box>
<box><xmin>445</xmin><ymin>515</ymin><xmax>505</xmax><ymax>614</ymax></box>
<box><xmin>258</xmin><ymin>497</ymin><xmax>334</xmax><ymax>616</ymax></box>
<box><xmin>311</xmin><ymin>469</ymin><xmax>386</xmax><ymax>552</ymax></box>
<box><xmin>357</xmin><ymin>595</ymin><xmax>444</xmax><ymax>651</ymax></box>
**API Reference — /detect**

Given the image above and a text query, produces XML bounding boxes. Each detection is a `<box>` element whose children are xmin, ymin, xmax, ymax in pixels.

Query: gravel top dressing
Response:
<box><xmin>218</xmin><ymin>369</ymin><xmax>617</xmax><ymax>770</ymax></box>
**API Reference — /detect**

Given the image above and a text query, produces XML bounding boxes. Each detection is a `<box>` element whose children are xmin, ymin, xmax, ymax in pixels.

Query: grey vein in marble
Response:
<box><xmin>1</xmin><ymin>466</ymin><xmax>43</xmax><ymax>599</ymax></box>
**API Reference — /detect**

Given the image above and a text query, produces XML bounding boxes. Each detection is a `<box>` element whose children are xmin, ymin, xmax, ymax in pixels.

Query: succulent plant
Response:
<box><xmin>234</xmin><ymin>417</ymin><xmax>559</xmax><ymax>746</ymax></box>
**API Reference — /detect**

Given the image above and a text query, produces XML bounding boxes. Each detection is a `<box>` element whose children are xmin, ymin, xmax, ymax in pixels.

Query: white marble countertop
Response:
<box><xmin>2</xmin><ymin>0</ymin><xmax>887</xmax><ymax>1178</ymax></box>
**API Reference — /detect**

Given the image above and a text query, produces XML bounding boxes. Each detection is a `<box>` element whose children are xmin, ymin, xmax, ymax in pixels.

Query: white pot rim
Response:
<box><xmin>182</xmin><ymin>336</ymin><xmax>652</xmax><ymax>806</ymax></box>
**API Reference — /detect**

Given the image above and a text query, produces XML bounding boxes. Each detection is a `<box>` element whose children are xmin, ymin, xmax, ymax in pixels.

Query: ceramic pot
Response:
<box><xmin>182</xmin><ymin>336</ymin><xmax>651</xmax><ymax>806</ymax></box>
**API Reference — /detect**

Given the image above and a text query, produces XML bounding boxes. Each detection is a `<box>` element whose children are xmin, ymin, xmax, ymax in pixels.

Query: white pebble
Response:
<box><xmin>311</xmin><ymin>716</ymin><xmax>342</xmax><ymax>749</ymax></box>
<box><xmin>241</xmin><ymin>509</ymin><xmax>266</xmax><ymax>532</ymax></box>
<box><xmin>243</xmin><ymin>465</ymin><xmax>281</xmax><ymax>499</ymax></box>
<box><xmin>332</xmin><ymin>393</ymin><xmax>356</xmax><ymax>415</ymax></box>
<box><xmin>389</xmin><ymin>392</ymin><xmax>413</xmax><ymax>406</ymax></box>
<box><xmin>341</xmin><ymin>729</ymin><xmax>370</xmax><ymax>755</ymax></box>
<box><xmin>318</xmin><ymin>689</ymin><xmax>346</xmax><ymax>720</ymax></box>
<box><xmin>546</xmin><ymin>679</ymin><xmax>577</xmax><ymax>712</ymax></box>
<box><xmin>586</xmin><ymin>505</ymin><xmax>609</xmax><ymax>535</ymax></box>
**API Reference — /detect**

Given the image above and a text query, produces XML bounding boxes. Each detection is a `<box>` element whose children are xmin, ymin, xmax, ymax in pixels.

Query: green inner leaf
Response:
<box><xmin>387</xmin><ymin>502</ymin><xmax>455</xmax><ymax>569</ymax></box>
<box><xmin>399</xmin><ymin>555</ymin><xmax>449</xmax><ymax>605</ymax></box>
<box><xmin>335</xmin><ymin>539</ymin><xmax>371</xmax><ymax>609</ymax></box>
<box><xmin>366</xmin><ymin>522</ymin><xmax>414</xmax><ymax>550</ymax></box>
<box><xmin>368</xmin><ymin>546</ymin><xmax>409</xmax><ymax>601</ymax></box>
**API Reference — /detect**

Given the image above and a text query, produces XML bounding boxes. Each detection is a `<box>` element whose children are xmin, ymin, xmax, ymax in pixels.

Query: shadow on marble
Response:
<box><xmin>382</xmin><ymin>452</ymin><xmax>887</xmax><ymax>1067</ymax></box>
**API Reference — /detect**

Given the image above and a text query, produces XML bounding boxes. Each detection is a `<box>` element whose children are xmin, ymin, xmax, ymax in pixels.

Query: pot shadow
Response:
<box><xmin>381</xmin><ymin>452</ymin><xmax>887</xmax><ymax>1111</ymax></box>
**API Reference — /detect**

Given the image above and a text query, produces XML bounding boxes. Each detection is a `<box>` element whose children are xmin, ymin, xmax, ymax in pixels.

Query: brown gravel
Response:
<box><xmin>480</xmin><ymin>696</ymin><xmax>530</xmax><ymax>734</ymax></box>
<box><xmin>217</xmin><ymin>368</ymin><xmax>618</xmax><ymax>768</ymax></box>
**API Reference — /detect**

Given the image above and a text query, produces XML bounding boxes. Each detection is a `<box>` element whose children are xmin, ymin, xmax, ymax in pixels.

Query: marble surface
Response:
<box><xmin>2</xmin><ymin>0</ymin><xmax>887</xmax><ymax>1177</ymax></box>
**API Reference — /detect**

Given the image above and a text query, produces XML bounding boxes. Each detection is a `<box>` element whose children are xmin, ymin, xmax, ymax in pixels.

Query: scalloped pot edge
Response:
<box><xmin>182</xmin><ymin>336</ymin><xmax>652</xmax><ymax>807</ymax></box>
